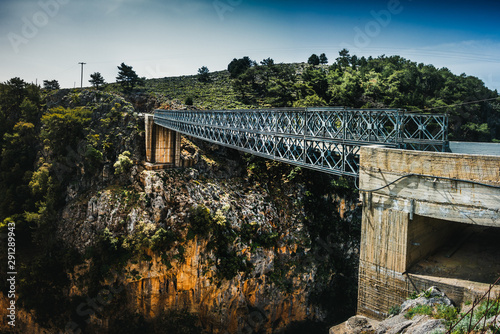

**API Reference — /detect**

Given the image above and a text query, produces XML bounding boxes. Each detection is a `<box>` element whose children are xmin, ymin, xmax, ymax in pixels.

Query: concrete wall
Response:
<box><xmin>359</xmin><ymin>146</ymin><xmax>500</xmax><ymax>227</ymax></box>
<box><xmin>145</xmin><ymin>114</ymin><xmax>181</xmax><ymax>166</ymax></box>
<box><xmin>357</xmin><ymin>146</ymin><xmax>500</xmax><ymax>319</ymax></box>
<box><xmin>358</xmin><ymin>206</ymin><xmax>410</xmax><ymax>319</ymax></box>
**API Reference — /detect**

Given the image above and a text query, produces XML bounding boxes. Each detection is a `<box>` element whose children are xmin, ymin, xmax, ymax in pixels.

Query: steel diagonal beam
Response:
<box><xmin>344</xmin><ymin>111</ymin><xmax>356</xmax><ymax>141</ymax></box>
<box><xmin>324</xmin><ymin>142</ymin><xmax>343</xmax><ymax>170</ymax></box>
<box><xmin>306</xmin><ymin>140</ymin><xmax>321</xmax><ymax>166</ymax></box>
<box><xmin>153</xmin><ymin>108</ymin><xmax>448</xmax><ymax>176</ymax></box>
<box><xmin>382</xmin><ymin>111</ymin><xmax>398</xmax><ymax>142</ymax></box>
<box><xmin>282</xmin><ymin>112</ymin><xmax>290</xmax><ymax>134</ymax></box>
<box><xmin>310</xmin><ymin>111</ymin><xmax>325</xmax><ymax>137</ymax></box>
<box><xmin>314</xmin><ymin>112</ymin><xmax>324</xmax><ymax>137</ymax></box>
<box><xmin>276</xmin><ymin>137</ymin><xmax>287</xmax><ymax>160</ymax></box>
<box><xmin>282</xmin><ymin>137</ymin><xmax>292</xmax><ymax>160</ymax></box>
<box><xmin>307</xmin><ymin>149</ymin><xmax>321</xmax><ymax>167</ymax></box>
<box><xmin>276</xmin><ymin>112</ymin><xmax>285</xmax><ymax>134</ymax></box>
<box><xmin>325</xmin><ymin>112</ymin><xmax>341</xmax><ymax>139</ymax></box>
<box><xmin>345</xmin><ymin>145</ymin><xmax>360</xmax><ymax>175</ymax></box>
<box><xmin>307</xmin><ymin>112</ymin><xmax>317</xmax><ymax>137</ymax></box>
<box><xmin>264</xmin><ymin>135</ymin><xmax>274</xmax><ymax>155</ymax></box>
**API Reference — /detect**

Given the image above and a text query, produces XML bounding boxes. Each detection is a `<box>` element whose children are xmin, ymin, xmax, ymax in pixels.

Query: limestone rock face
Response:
<box><xmin>55</xmin><ymin>164</ymin><xmax>322</xmax><ymax>333</ymax></box>
<box><xmin>329</xmin><ymin>315</ymin><xmax>379</xmax><ymax>334</ymax></box>
<box><xmin>123</xmin><ymin>243</ymin><xmax>313</xmax><ymax>333</ymax></box>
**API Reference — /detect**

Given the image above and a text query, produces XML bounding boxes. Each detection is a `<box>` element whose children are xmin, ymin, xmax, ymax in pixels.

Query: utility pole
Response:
<box><xmin>78</xmin><ymin>62</ymin><xmax>86</xmax><ymax>88</ymax></box>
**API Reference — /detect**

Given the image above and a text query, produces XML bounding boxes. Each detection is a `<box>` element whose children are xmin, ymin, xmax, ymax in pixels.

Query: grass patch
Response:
<box><xmin>405</xmin><ymin>304</ymin><xmax>434</xmax><ymax>319</ymax></box>
<box><xmin>405</xmin><ymin>303</ymin><xmax>459</xmax><ymax>326</ymax></box>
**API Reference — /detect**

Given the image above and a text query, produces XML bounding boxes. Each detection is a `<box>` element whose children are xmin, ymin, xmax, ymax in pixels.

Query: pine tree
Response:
<box><xmin>197</xmin><ymin>66</ymin><xmax>210</xmax><ymax>83</ymax></box>
<box><xmin>308</xmin><ymin>54</ymin><xmax>320</xmax><ymax>66</ymax></box>
<box><xmin>116</xmin><ymin>63</ymin><xmax>140</xmax><ymax>92</ymax></box>
<box><xmin>43</xmin><ymin>80</ymin><xmax>60</xmax><ymax>90</ymax></box>
<box><xmin>89</xmin><ymin>72</ymin><xmax>106</xmax><ymax>89</ymax></box>
<box><xmin>319</xmin><ymin>53</ymin><xmax>328</xmax><ymax>65</ymax></box>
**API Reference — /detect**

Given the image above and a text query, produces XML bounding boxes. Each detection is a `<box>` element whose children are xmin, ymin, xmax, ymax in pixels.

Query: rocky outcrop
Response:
<box><xmin>330</xmin><ymin>287</ymin><xmax>453</xmax><ymax>334</ymax></box>
<box><xmin>57</xmin><ymin>157</ymin><xmax>322</xmax><ymax>333</ymax></box>
<box><xmin>399</xmin><ymin>287</ymin><xmax>454</xmax><ymax>314</ymax></box>
<box><xmin>119</xmin><ymin>243</ymin><xmax>316</xmax><ymax>333</ymax></box>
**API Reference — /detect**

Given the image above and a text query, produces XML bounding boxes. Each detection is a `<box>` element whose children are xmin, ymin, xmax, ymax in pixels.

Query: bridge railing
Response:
<box><xmin>154</xmin><ymin>107</ymin><xmax>448</xmax><ymax>176</ymax></box>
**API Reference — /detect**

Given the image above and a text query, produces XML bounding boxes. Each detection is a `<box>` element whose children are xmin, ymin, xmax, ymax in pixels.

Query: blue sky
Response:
<box><xmin>1</xmin><ymin>0</ymin><xmax>499</xmax><ymax>91</ymax></box>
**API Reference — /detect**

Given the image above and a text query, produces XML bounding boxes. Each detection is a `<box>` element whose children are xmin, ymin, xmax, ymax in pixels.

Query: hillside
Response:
<box><xmin>144</xmin><ymin>71</ymin><xmax>246</xmax><ymax>110</ymax></box>
<box><xmin>106</xmin><ymin>54</ymin><xmax>499</xmax><ymax>142</ymax></box>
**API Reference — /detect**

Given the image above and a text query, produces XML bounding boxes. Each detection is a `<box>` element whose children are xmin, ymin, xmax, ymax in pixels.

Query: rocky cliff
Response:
<box><xmin>0</xmin><ymin>90</ymin><xmax>361</xmax><ymax>333</ymax></box>
<box><xmin>59</xmin><ymin>159</ymin><xmax>317</xmax><ymax>333</ymax></box>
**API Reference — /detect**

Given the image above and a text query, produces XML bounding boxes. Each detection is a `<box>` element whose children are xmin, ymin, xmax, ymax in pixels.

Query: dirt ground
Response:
<box><xmin>408</xmin><ymin>224</ymin><xmax>500</xmax><ymax>293</ymax></box>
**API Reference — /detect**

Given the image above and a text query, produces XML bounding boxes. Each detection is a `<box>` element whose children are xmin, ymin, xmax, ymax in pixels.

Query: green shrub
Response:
<box><xmin>150</xmin><ymin>228</ymin><xmax>178</xmax><ymax>252</ymax></box>
<box><xmin>389</xmin><ymin>305</ymin><xmax>401</xmax><ymax>316</ymax></box>
<box><xmin>114</xmin><ymin>151</ymin><xmax>133</xmax><ymax>174</ymax></box>
<box><xmin>85</xmin><ymin>145</ymin><xmax>103</xmax><ymax>170</ymax></box>
<box><xmin>187</xmin><ymin>204</ymin><xmax>212</xmax><ymax>238</ymax></box>
<box><xmin>451</xmin><ymin>299</ymin><xmax>500</xmax><ymax>333</ymax></box>
<box><xmin>408</xmin><ymin>291</ymin><xmax>419</xmax><ymax>300</ymax></box>
<box><xmin>269</xmin><ymin>258</ymin><xmax>293</xmax><ymax>293</ymax></box>
<box><xmin>405</xmin><ymin>304</ymin><xmax>433</xmax><ymax>319</ymax></box>
<box><xmin>241</xmin><ymin>222</ymin><xmax>278</xmax><ymax>251</ymax></box>
<box><xmin>41</xmin><ymin>106</ymin><xmax>92</xmax><ymax>155</ymax></box>
<box><xmin>435</xmin><ymin>304</ymin><xmax>458</xmax><ymax>322</ymax></box>
<box><xmin>29</xmin><ymin>163</ymin><xmax>51</xmax><ymax>196</ymax></box>
<box><xmin>187</xmin><ymin>204</ymin><xmax>252</xmax><ymax>281</ymax></box>
<box><xmin>216</xmin><ymin>249</ymin><xmax>250</xmax><ymax>281</ymax></box>
<box><xmin>405</xmin><ymin>303</ymin><xmax>459</xmax><ymax>323</ymax></box>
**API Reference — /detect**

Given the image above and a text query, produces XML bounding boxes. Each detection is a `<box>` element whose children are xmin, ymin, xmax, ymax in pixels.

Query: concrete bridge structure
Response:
<box><xmin>357</xmin><ymin>146</ymin><xmax>500</xmax><ymax>319</ymax></box>
<box><xmin>144</xmin><ymin>108</ymin><xmax>500</xmax><ymax>320</ymax></box>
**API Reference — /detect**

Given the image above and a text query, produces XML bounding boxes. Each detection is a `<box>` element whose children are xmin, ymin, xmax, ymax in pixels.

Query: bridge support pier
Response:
<box><xmin>145</xmin><ymin>114</ymin><xmax>181</xmax><ymax>166</ymax></box>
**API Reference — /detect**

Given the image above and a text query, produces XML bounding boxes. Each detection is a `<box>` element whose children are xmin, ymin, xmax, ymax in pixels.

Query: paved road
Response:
<box><xmin>449</xmin><ymin>141</ymin><xmax>500</xmax><ymax>156</ymax></box>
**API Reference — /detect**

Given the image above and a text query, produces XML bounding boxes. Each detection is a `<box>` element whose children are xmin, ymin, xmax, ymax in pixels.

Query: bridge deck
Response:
<box><xmin>154</xmin><ymin>107</ymin><xmax>448</xmax><ymax>176</ymax></box>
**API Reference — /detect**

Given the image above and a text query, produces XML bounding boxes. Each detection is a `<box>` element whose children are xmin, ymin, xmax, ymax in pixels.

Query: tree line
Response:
<box><xmin>21</xmin><ymin>49</ymin><xmax>500</xmax><ymax>142</ymax></box>
<box><xmin>41</xmin><ymin>63</ymin><xmax>144</xmax><ymax>91</ymax></box>
<box><xmin>225</xmin><ymin>50</ymin><xmax>499</xmax><ymax>141</ymax></box>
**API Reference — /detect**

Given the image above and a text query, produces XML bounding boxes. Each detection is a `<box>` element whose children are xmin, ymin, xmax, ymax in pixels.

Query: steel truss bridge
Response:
<box><xmin>154</xmin><ymin>107</ymin><xmax>448</xmax><ymax>177</ymax></box>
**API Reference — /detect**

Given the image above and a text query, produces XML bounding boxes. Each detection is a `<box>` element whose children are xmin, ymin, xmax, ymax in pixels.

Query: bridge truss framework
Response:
<box><xmin>154</xmin><ymin>107</ymin><xmax>448</xmax><ymax>177</ymax></box>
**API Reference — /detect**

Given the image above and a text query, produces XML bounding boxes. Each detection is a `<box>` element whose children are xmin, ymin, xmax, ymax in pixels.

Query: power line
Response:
<box><xmin>78</xmin><ymin>62</ymin><xmax>86</xmax><ymax>88</ymax></box>
<box><xmin>356</xmin><ymin>173</ymin><xmax>500</xmax><ymax>193</ymax></box>
<box><xmin>409</xmin><ymin>97</ymin><xmax>500</xmax><ymax>113</ymax></box>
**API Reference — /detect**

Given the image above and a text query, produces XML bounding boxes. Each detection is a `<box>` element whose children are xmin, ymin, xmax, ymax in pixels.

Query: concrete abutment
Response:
<box><xmin>145</xmin><ymin>114</ymin><xmax>181</xmax><ymax>167</ymax></box>
<box><xmin>357</xmin><ymin>146</ymin><xmax>500</xmax><ymax>320</ymax></box>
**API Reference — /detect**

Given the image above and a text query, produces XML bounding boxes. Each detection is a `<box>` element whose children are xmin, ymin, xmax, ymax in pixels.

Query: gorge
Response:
<box><xmin>0</xmin><ymin>89</ymin><xmax>361</xmax><ymax>333</ymax></box>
